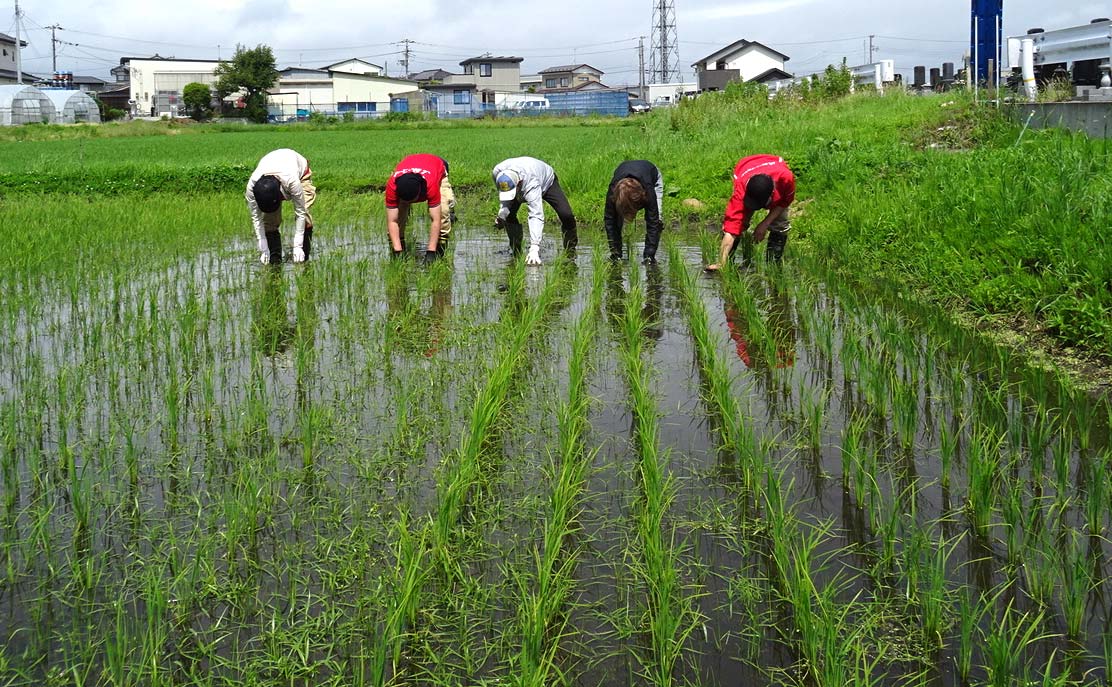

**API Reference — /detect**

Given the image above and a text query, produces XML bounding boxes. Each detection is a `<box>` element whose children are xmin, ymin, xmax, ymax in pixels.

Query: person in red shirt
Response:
<box><xmin>385</xmin><ymin>154</ymin><xmax>456</xmax><ymax>263</ymax></box>
<box><xmin>705</xmin><ymin>154</ymin><xmax>795</xmax><ymax>270</ymax></box>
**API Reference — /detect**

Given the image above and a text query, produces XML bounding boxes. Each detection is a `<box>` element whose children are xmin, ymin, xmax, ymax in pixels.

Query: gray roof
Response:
<box><xmin>0</xmin><ymin>32</ymin><xmax>27</xmax><ymax>46</ymax></box>
<box><xmin>539</xmin><ymin>63</ymin><xmax>603</xmax><ymax>74</ymax></box>
<box><xmin>460</xmin><ymin>55</ymin><xmax>523</xmax><ymax>64</ymax></box>
<box><xmin>0</xmin><ymin>69</ymin><xmax>43</xmax><ymax>82</ymax></box>
<box><xmin>410</xmin><ymin>68</ymin><xmax>453</xmax><ymax>81</ymax></box>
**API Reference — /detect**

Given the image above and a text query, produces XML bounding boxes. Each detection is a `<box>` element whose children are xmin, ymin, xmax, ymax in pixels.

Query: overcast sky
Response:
<box><xmin>4</xmin><ymin>1</ymin><xmax>1107</xmax><ymax>82</ymax></box>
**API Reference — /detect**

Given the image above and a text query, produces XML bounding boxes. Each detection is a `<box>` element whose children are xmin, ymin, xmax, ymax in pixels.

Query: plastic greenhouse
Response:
<box><xmin>43</xmin><ymin>89</ymin><xmax>101</xmax><ymax>124</ymax></box>
<box><xmin>0</xmin><ymin>85</ymin><xmax>56</xmax><ymax>125</ymax></box>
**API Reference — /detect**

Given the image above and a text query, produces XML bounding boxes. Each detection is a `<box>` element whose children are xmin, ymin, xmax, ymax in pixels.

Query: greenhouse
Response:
<box><xmin>0</xmin><ymin>85</ymin><xmax>56</xmax><ymax>125</ymax></box>
<box><xmin>43</xmin><ymin>89</ymin><xmax>101</xmax><ymax>124</ymax></box>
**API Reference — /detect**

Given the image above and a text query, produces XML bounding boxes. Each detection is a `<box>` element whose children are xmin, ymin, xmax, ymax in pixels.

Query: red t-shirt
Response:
<box><xmin>385</xmin><ymin>154</ymin><xmax>447</xmax><ymax>209</ymax></box>
<box><xmin>722</xmin><ymin>155</ymin><xmax>795</xmax><ymax>236</ymax></box>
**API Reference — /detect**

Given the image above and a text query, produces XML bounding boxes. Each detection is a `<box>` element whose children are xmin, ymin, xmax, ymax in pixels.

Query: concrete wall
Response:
<box><xmin>1010</xmin><ymin>102</ymin><xmax>1112</xmax><ymax>138</ymax></box>
<box><xmin>127</xmin><ymin>60</ymin><xmax>220</xmax><ymax>116</ymax></box>
<box><xmin>1</xmin><ymin>37</ymin><xmax>17</xmax><ymax>74</ymax></box>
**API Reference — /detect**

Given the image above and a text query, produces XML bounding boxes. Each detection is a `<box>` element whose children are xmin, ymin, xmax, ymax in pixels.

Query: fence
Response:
<box><xmin>266</xmin><ymin>89</ymin><xmax>630</xmax><ymax>122</ymax></box>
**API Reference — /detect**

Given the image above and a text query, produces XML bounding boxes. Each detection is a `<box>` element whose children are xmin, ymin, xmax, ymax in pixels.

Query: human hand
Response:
<box><xmin>525</xmin><ymin>245</ymin><xmax>542</xmax><ymax>266</ymax></box>
<box><xmin>494</xmin><ymin>215</ymin><xmax>506</xmax><ymax>229</ymax></box>
<box><xmin>260</xmin><ymin>251</ymin><xmax>272</xmax><ymax>264</ymax></box>
<box><xmin>752</xmin><ymin>225</ymin><xmax>769</xmax><ymax>244</ymax></box>
<box><xmin>293</xmin><ymin>247</ymin><xmax>306</xmax><ymax>263</ymax></box>
<box><xmin>704</xmin><ymin>263</ymin><xmax>720</xmax><ymax>272</ymax></box>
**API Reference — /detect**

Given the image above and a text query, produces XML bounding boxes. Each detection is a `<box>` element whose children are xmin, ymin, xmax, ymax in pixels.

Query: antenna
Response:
<box><xmin>649</xmin><ymin>0</ymin><xmax>680</xmax><ymax>84</ymax></box>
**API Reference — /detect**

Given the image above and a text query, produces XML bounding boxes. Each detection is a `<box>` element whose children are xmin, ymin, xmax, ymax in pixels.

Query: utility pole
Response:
<box><xmin>868</xmin><ymin>34</ymin><xmax>876</xmax><ymax>63</ymax></box>
<box><xmin>14</xmin><ymin>0</ymin><xmax>23</xmax><ymax>84</ymax></box>
<box><xmin>638</xmin><ymin>36</ymin><xmax>646</xmax><ymax>97</ymax></box>
<box><xmin>399</xmin><ymin>38</ymin><xmax>413</xmax><ymax>78</ymax></box>
<box><xmin>48</xmin><ymin>24</ymin><xmax>63</xmax><ymax>73</ymax></box>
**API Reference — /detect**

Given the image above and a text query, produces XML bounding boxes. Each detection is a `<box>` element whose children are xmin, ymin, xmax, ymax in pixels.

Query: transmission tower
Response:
<box><xmin>649</xmin><ymin>0</ymin><xmax>680</xmax><ymax>84</ymax></box>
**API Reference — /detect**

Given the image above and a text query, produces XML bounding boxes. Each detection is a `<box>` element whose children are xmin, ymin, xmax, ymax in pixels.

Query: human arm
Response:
<box><xmin>704</xmin><ymin>232</ymin><xmax>738</xmax><ymax>271</ymax></box>
<box><xmin>287</xmin><ymin>177</ymin><xmax>309</xmax><ymax>262</ymax></box>
<box><xmin>752</xmin><ymin>205</ymin><xmax>786</xmax><ymax>243</ymax></box>
<box><xmin>245</xmin><ymin>186</ymin><xmax>270</xmax><ymax>263</ymax></box>
<box><xmin>523</xmin><ymin>183</ymin><xmax>546</xmax><ymax>250</ymax></box>
<box><xmin>386</xmin><ymin>205</ymin><xmax>407</xmax><ymax>252</ymax></box>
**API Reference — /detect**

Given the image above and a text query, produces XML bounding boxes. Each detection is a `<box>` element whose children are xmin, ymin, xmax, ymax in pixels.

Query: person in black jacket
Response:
<box><xmin>603</xmin><ymin>160</ymin><xmax>665</xmax><ymax>264</ymax></box>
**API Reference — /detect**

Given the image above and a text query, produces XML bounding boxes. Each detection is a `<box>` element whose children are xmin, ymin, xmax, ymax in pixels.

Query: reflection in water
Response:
<box><xmin>723</xmin><ymin>280</ymin><xmax>796</xmax><ymax>371</ymax></box>
<box><xmin>250</xmin><ymin>266</ymin><xmax>296</xmax><ymax>358</ymax></box>
<box><xmin>605</xmin><ymin>261</ymin><xmax>663</xmax><ymax>343</ymax></box>
<box><xmin>386</xmin><ymin>266</ymin><xmax>453</xmax><ymax>358</ymax></box>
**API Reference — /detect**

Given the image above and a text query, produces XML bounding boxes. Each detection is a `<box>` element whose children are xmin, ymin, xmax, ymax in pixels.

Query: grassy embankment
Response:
<box><xmin>0</xmin><ymin>90</ymin><xmax>1109</xmax><ymax>363</ymax></box>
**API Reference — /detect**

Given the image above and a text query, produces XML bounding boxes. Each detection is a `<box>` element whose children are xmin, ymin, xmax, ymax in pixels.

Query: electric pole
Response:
<box><xmin>399</xmin><ymin>38</ymin><xmax>413</xmax><ymax>78</ymax></box>
<box><xmin>868</xmin><ymin>34</ymin><xmax>876</xmax><ymax>63</ymax></box>
<box><xmin>48</xmin><ymin>24</ymin><xmax>63</xmax><ymax>73</ymax></box>
<box><xmin>14</xmin><ymin>0</ymin><xmax>23</xmax><ymax>84</ymax></box>
<box><xmin>638</xmin><ymin>36</ymin><xmax>646</xmax><ymax>97</ymax></box>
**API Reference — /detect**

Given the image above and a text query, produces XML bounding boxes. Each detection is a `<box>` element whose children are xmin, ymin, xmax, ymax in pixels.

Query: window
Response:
<box><xmin>545</xmin><ymin>78</ymin><xmax>556</xmax><ymax>88</ymax></box>
<box><xmin>479</xmin><ymin>63</ymin><xmax>492</xmax><ymax>77</ymax></box>
<box><xmin>715</xmin><ymin>60</ymin><xmax>727</xmax><ymax>70</ymax></box>
<box><xmin>337</xmin><ymin>102</ymin><xmax>376</xmax><ymax>112</ymax></box>
<box><xmin>576</xmin><ymin>76</ymin><xmax>588</xmax><ymax>82</ymax></box>
<box><xmin>453</xmin><ymin>90</ymin><xmax>471</xmax><ymax>105</ymax></box>
<box><xmin>559</xmin><ymin>77</ymin><xmax>569</xmax><ymax>87</ymax></box>
<box><xmin>463</xmin><ymin>63</ymin><xmax>473</xmax><ymax>75</ymax></box>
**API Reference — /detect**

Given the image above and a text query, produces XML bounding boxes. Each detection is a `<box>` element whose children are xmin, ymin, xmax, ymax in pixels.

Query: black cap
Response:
<box><xmin>743</xmin><ymin>174</ymin><xmax>773</xmax><ymax>211</ymax></box>
<box><xmin>253</xmin><ymin>175</ymin><xmax>283</xmax><ymax>213</ymax></box>
<box><xmin>395</xmin><ymin>173</ymin><xmax>426</xmax><ymax>203</ymax></box>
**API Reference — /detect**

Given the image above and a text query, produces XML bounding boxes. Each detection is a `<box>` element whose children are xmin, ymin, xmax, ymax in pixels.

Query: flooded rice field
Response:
<box><xmin>1</xmin><ymin>222</ymin><xmax>1110</xmax><ymax>686</ymax></box>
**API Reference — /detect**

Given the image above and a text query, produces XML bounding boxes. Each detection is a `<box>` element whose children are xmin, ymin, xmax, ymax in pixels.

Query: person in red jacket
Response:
<box><xmin>385</xmin><ymin>154</ymin><xmax>456</xmax><ymax>263</ymax></box>
<box><xmin>705</xmin><ymin>154</ymin><xmax>795</xmax><ymax>270</ymax></box>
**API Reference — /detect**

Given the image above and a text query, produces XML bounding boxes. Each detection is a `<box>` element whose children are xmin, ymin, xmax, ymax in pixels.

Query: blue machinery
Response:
<box><xmin>971</xmin><ymin>0</ymin><xmax>1004</xmax><ymax>83</ymax></box>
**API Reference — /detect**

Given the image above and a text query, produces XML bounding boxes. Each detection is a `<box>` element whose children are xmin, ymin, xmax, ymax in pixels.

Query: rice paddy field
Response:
<box><xmin>1</xmin><ymin>92</ymin><xmax>1111</xmax><ymax>686</ymax></box>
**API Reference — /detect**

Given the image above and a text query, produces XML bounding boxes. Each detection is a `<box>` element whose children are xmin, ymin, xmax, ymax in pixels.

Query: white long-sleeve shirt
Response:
<box><xmin>245</xmin><ymin>148</ymin><xmax>311</xmax><ymax>249</ymax></box>
<box><xmin>492</xmin><ymin>157</ymin><xmax>555</xmax><ymax>251</ymax></box>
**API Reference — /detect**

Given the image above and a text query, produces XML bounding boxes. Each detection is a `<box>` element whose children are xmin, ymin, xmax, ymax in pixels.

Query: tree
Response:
<box><xmin>215</xmin><ymin>44</ymin><xmax>279</xmax><ymax>124</ymax></box>
<box><xmin>182</xmin><ymin>82</ymin><xmax>212</xmax><ymax>121</ymax></box>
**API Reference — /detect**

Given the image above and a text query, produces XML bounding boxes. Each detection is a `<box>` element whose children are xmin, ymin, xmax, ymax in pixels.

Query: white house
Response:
<box><xmin>691</xmin><ymin>40</ymin><xmax>792</xmax><ymax>92</ymax></box>
<box><xmin>269</xmin><ymin>65</ymin><xmax>419</xmax><ymax>119</ymax></box>
<box><xmin>120</xmin><ymin>56</ymin><xmax>221</xmax><ymax>117</ymax></box>
<box><xmin>322</xmin><ymin>58</ymin><xmax>383</xmax><ymax>76</ymax></box>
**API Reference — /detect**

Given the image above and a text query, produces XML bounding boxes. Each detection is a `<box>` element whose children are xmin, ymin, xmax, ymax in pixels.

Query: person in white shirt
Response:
<box><xmin>492</xmin><ymin>156</ymin><xmax>577</xmax><ymax>266</ymax></box>
<box><xmin>245</xmin><ymin>149</ymin><xmax>316</xmax><ymax>264</ymax></box>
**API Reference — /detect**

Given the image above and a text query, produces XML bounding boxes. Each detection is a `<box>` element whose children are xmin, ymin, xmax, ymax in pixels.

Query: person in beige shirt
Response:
<box><xmin>245</xmin><ymin>148</ymin><xmax>316</xmax><ymax>264</ymax></box>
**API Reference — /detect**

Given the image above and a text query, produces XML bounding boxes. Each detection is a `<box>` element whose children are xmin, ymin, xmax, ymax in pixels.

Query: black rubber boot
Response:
<box><xmin>766</xmin><ymin>231</ymin><xmax>788</xmax><ymax>263</ymax></box>
<box><xmin>506</xmin><ymin>221</ymin><xmax>523</xmax><ymax>256</ymax></box>
<box><xmin>302</xmin><ymin>226</ymin><xmax>313</xmax><ymax>260</ymax></box>
<box><xmin>265</xmin><ymin>230</ymin><xmax>282</xmax><ymax>264</ymax></box>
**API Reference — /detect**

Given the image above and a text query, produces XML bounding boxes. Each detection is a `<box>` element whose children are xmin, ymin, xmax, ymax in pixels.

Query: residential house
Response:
<box><xmin>691</xmin><ymin>40</ymin><xmax>791</xmax><ymax>92</ymax></box>
<box><xmin>538</xmin><ymin>64</ymin><xmax>603</xmax><ymax>92</ymax></box>
<box><xmin>519</xmin><ymin>73</ymin><xmax>542</xmax><ymax>92</ymax></box>
<box><xmin>323</xmin><ymin>58</ymin><xmax>383</xmax><ymax>76</ymax></box>
<box><xmin>410</xmin><ymin>68</ymin><xmax>453</xmax><ymax>86</ymax></box>
<box><xmin>119</xmin><ymin>55</ymin><xmax>221</xmax><ymax>116</ymax></box>
<box><xmin>422</xmin><ymin>81</ymin><xmax>481</xmax><ymax>118</ymax></box>
<box><xmin>268</xmin><ymin>63</ymin><xmax>419</xmax><ymax>119</ymax></box>
<box><xmin>0</xmin><ymin>32</ymin><xmax>40</xmax><ymax>84</ymax></box>
<box><xmin>443</xmin><ymin>55</ymin><xmax>523</xmax><ymax>106</ymax></box>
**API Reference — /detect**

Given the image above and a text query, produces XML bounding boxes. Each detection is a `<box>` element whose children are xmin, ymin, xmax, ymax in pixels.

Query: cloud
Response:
<box><xmin>680</xmin><ymin>0</ymin><xmax>818</xmax><ymax>22</ymax></box>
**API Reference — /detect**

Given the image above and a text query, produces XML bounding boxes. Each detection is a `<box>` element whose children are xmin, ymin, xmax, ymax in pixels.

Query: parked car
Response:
<box><xmin>629</xmin><ymin>98</ymin><xmax>651</xmax><ymax>114</ymax></box>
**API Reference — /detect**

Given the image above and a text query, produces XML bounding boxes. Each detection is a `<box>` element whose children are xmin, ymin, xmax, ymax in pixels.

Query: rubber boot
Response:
<box><xmin>766</xmin><ymin>231</ymin><xmax>788</xmax><ymax>263</ymax></box>
<box><xmin>265</xmin><ymin>230</ymin><xmax>282</xmax><ymax>265</ymax></box>
<box><xmin>302</xmin><ymin>226</ymin><xmax>313</xmax><ymax>261</ymax></box>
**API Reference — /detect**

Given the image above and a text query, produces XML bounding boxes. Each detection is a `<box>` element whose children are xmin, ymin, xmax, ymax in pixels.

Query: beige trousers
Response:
<box><xmin>262</xmin><ymin>172</ymin><xmax>316</xmax><ymax>231</ymax></box>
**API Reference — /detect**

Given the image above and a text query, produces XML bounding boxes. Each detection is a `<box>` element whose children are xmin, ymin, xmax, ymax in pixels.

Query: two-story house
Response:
<box><xmin>442</xmin><ymin>55</ymin><xmax>523</xmax><ymax>107</ymax></box>
<box><xmin>691</xmin><ymin>40</ymin><xmax>792</xmax><ymax>92</ymax></box>
<box><xmin>538</xmin><ymin>64</ymin><xmax>603</xmax><ymax>92</ymax></box>
<box><xmin>0</xmin><ymin>32</ymin><xmax>39</xmax><ymax>84</ymax></box>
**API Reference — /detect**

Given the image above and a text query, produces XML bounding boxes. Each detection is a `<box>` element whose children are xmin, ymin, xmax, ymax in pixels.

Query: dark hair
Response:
<box><xmin>253</xmin><ymin>175</ymin><xmax>283</xmax><ymax>213</ymax></box>
<box><xmin>743</xmin><ymin>174</ymin><xmax>774</xmax><ymax>211</ymax></box>
<box><xmin>395</xmin><ymin>173</ymin><xmax>426</xmax><ymax>203</ymax></box>
<box><xmin>613</xmin><ymin>178</ymin><xmax>647</xmax><ymax>221</ymax></box>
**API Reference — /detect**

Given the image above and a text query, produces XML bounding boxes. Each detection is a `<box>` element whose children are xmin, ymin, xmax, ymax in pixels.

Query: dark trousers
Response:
<box><xmin>504</xmin><ymin>177</ymin><xmax>577</xmax><ymax>254</ymax></box>
<box><xmin>606</xmin><ymin>218</ymin><xmax>663</xmax><ymax>261</ymax></box>
<box><xmin>264</xmin><ymin>227</ymin><xmax>313</xmax><ymax>264</ymax></box>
